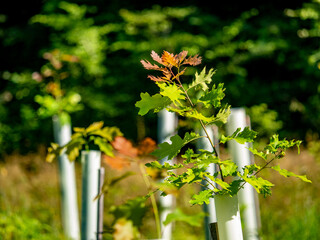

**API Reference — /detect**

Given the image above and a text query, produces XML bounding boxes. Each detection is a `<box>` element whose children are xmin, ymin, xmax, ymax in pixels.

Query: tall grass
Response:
<box><xmin>0</xmin><ymin>148</ymin><xmax>318</xmax><ymax>239</ymax></box>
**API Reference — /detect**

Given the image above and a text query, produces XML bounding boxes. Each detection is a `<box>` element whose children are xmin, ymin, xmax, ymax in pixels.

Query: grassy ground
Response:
<box><xmin>0</xmin><ymin>146</ymin><xmax>319</xmax><ymax>239</ymax></box>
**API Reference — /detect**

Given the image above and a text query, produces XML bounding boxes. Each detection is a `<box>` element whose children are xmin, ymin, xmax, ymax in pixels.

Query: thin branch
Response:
<box><xmin>173</xmin><ymin>73</ymin><xmax>225</xmax><ymax>182</ymax></box>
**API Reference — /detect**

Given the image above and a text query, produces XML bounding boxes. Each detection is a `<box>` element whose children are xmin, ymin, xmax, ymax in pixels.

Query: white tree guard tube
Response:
<box><xmin>52</xmin><ymin>115</ymin><xmax>80</xmax><ymax>240</ymax></box>
<box><xmin>157</xmin><ymin>109</ymin><xmax>178</xmax><ymax>240</ymax></box>
<box><xmin>81</xmin><ymin>150</ymin><xmax>101</xmax><ymax>240</ymax></box>
<box><xmin>214</xmin><ymin>195</ymin><xmax>243</xmax><ymax>240</ymax></box>
<box><xmin>197</xmin><ymin>126</ymin><xmax>217</xmax><ymax>240</ymax></box>
<box><xmin>226</xmin><ymin>108</ymin><xmax>260</xmax><ymax>240</ymax></box>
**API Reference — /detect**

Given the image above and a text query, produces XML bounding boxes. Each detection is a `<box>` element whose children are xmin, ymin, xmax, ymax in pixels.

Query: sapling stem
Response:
<box><xmin>174</xmin><ymin>74</ymin><xmax>225</xmax><ymax>182</ymax></box>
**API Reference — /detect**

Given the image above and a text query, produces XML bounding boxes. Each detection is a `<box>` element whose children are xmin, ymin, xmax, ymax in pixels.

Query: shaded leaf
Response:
<box><xmin>110</xmin><ymin>197</ymin><xmax>148</xmax><ymax>227</ymax></box>
<box><xmin>163</xmin><ymin>208</ymin><xmax>206</xmax><ymax>227</ymax></box>
<box><xmin>152</xmin><ymin>132</ymin><xmax>201</xmax><ymax>160</ymax></box>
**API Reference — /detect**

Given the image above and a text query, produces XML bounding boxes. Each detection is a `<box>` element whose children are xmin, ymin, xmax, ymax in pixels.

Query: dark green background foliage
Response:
<box><xmin>0</xmin><ymin>0</ymin><xmax>319</xmax><ymax>155</ymax></box>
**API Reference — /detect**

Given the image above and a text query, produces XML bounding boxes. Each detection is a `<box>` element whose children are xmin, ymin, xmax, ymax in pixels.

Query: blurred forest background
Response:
<box><xmin>0</xmin><ymin>0</ymin><xmax>320</xmax><ymax>239</ymax></box>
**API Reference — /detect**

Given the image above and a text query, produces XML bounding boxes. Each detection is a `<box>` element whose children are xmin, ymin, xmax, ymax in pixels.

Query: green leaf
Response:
<box><xmin>85</xmin><ymin>121</ymin><xmax>104</xmax><ymax>133</ymax></box>
<box><xmin>157</xmin><ymin>82</ymin><xmax>185</xmax><ymax>105</ymax></box>
<box><xmin>206</xmin><ymin>174</ymin><xmax>231</xmax><ymax>190</ymax></box>
<box><xmin>198</xmin><ymin>83</ymin><xmax>225</xmax><ymax>108</ymax></box>
<box><xmin>152</xmin><ymin>132</ymin><xmax>201</xmax><ymax>160</ymax></box>
<box><xmin>189</xmin><ymin>189</ymin><xmax>214</xmax><ymax>205</ymax></box>
<box><xmin>135</xmin><ymin>92</ymin><xmax>172</xmax><ymax>116</ymax></box>
<box><xmin>239</xmin><ymin>171</ymin><xmax>274</xmax><ymax>197</ymax></box>
<box><xmin>93</xmin><ymin>137</ymin><xmax>114</xmax><ymax>156</ymax></box>
<box><xmin>110</xmin><ymin>196</ymin><xmax>148</xmax><ymax>227</ymax></box>
<box><xmin>220</xmin><ymin>127</ymin><xmax>257</xmax><ymax>144</ymax></box>
<box><xmin>266</xmin><ymin>135</ymin><xmax>302</xmax><ymax>154</ymax></box>
<box><xmin>187</xmin><ymin>67</ymin><xmax>216</xmax><ymax>92</ymax></box>
<box><xmin>65</xmin><ymin>138</ymin><xmax>86</xmax><ymax>161</ymax></box>
<box><xmin>248</xmin><ymin>147</ymin><xmax>267</xmax><ymax>161</ymax></box>
<box><xmin>46</xmin><ymin>143</ymin><xmax>62</xmax><ymax>162</ymax></box>
<box><xmin>145</xmin><ymin>161</ymin><xmax>184</xmax><ymax>170</ymax></box>
<box><xmin>220</xmin><ymin>160</ymin><xmax>239</xmax><ymax>177</ymax></box>
<box><xmin>163</xmin><ymin>208</ymin><xmax>206</xmax><ymax>227</ymax></box>
<box><xmin>271</xmin><ymin>164</ymin><xmax>312</xmax><ymax>183</ymax></box>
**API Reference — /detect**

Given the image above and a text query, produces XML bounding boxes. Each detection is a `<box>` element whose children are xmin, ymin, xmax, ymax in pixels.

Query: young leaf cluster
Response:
<box><xmin>46</xmin><ymin>121</ymin><xmax>122</xmax><ymax>162</ymax></box>
<box><xmin>136</xmin><ymin>50</ymin><xmax>311</xmax><ymax>206</ymax></box>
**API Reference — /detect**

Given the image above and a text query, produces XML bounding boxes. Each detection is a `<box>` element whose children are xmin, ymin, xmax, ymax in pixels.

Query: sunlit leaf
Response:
<box><xmin>189</xmin><ymin>189</ymin><xmax>214</xmax><ymax>205</ymax></box>
<box><xmin>85</xmin><ymin>121</ymin><xmax>104</xmax><ymax>133</ymax></box>
<box><xmin>220</xmin><ymin>127</ymin><xmax>257</xmax><ymax>144</ymax></box>
<box><xmin>135</xmin><ymin>92</ymin><xmax>171</xmax><ymax>116</ymax></box>
<box><xmin>161</xmin><ymin>50</ymin><xmax>179</xmax><ymax>67</ymax></box>
<box><xmin>93</xmin><ymin>137</ymin><xmax>114</xmax><ymax>156</ymax></box>
<box><xmin>157</xmin><ymin>82</ymin><xmax>185</xmax><ymax>105</ymax></box>
<box><xmin>46</xmin><ymin>143</ymin><xmax>62</xmax><ymax>162</ymax></box>
<box><xmin>65</xmin><ymin>138</ymin><xmax>86</xmax><ymax>161</ymax></box>
<box><xmin>271</xmin><ymin>164</ymin><xmax>312</xmax><ymax>183</ymax></box>
<box><xmin>198</xmin><ymin>83</ymin><xmax>225</xmax><ymax>108</ymax></box>
<box><xmin>187</xmin><ymin>67</ymin><xmax>215</xmax><ymax>91</ymax></box>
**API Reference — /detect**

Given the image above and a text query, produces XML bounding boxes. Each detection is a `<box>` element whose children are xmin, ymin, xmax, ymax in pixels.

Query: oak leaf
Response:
<box><xmin>140</xmin><ymin>60</ymin><xmax>160</xmax><ymax>70</ymax></box>
<box><xmin>161</xmin><ymin>51</ymin><xmax>178</xmax><ymax>67</ymax></box>
<box><xmin>183</xmin><ymin>54</ymin><xmax>202</xmax><ymax>66</ymax></box>
<box><xmin>111</xmin><ymin>136</ymin><xmax>138</xmax><ymax>158</ymax></box>
<box><xmin>150</xmin><ymin>50</ymin><xmax>164</xmax><ymax>65</ymax></box>
<box><xmin>137</xmin><ymin>137</ymin><xmax>157</xmax><ymax>156</ymax></box>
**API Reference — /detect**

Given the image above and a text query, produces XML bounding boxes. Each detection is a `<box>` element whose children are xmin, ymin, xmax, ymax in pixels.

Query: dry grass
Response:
<box><xmin>0</xmin><ymin>146</ymin><xmax>318</xmax><ymax>239</ymax></box>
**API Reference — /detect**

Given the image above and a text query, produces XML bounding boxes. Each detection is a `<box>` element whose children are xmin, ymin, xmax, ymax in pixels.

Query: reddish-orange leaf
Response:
<box><xmin>140</xmin><ymin>60</ymin><xmax>161</xmax><ymax>70</ymax></box>
<box><xmin>161</xmin><ymin>51</ymin><xmax>179</xmax><ymax>67</ymax></box>
<box><xmin>176</xmin><ymin>50</ymin><xmax>188</xmax><ymax>63</ymax></box>
<box><xmin>172</xmin><ymin>68</ymin><xmax>186</xmax><ymax>81</ymax></box>
<box><xmin>160</xmin><ymin>68</ymin><xmax>172</xmax><ymax>81</ymax></box>
<box><xmin>138</xmin><ymin>137</ymin><xmax>157</xmax><ymax>156</ymax></box>
<box><xmin>103</xmin><ymin>155</ymin><xmax>131</xmax><ymax>170</ymax></box>
<box><xmin>150</xmin><ymin>50</ymin><xmax>164</xmax><ymax>65</ymax></box>
<box><xmin>111</xmin><ymin>136</ymin><xmax>138</xmax><ymax>158</ymax></box>
<box><xmin>183</xmin><ymin>54</ymin><xmax>202</xmax><ymax>66</ymax></box>
<box><xmin>147</xmin><ymin>75</ymin><xmax>167</xmax><ymax>82</ymax></box>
